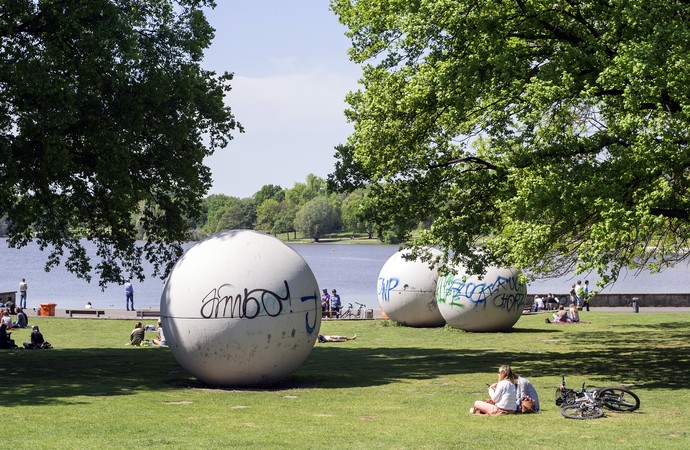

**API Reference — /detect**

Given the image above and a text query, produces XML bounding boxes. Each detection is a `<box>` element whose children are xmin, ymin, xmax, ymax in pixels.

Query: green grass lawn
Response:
<box><xmin>5</xmin><ymin>312</ymin><xmax>689</xmax><ymax>449</ymax></box>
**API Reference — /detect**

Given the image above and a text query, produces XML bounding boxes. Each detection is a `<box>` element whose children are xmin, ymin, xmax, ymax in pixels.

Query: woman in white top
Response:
<box><xmin>471</xmin><ymin>365</ymin><xmax>518</xmax><ymax>415</ymax></box>
<box><xmin>1</xmin><ymin>310</ymin><xmax>12</xmax><ymax>328</ymax></box>
<box><xmin>153</xmin><ymin>320</ymin><xmax>167</xmax><ymax>346</ymax></box>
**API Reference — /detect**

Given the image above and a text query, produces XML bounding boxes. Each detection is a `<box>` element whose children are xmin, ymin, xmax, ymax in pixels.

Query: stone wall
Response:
<box><xmin>526</xmin><ymin>293</ymin><xmax>690</xmax><ymax>308</ymax></box>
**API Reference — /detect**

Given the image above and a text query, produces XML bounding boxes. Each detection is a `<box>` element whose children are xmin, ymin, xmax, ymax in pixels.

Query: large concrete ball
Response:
<box><xmin>377</xmin><ymin>249</ymin><xmax>446</xmax><ymax>327</ymax></box>
<box><xmin>436</xmin><ymin>266</ymin><xmax>526</xmax><ymax>332</ymax></box>
<box><xmin>160</xmin><ymin>230</ymin><xmax>321</xmax><ymax>386</ymax></box>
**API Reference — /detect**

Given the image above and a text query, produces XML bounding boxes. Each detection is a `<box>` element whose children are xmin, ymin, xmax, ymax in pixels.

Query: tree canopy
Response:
<box><xmin>0</xmin><ymin>1</ymin><xmax>241</xmax><ymax>286</ymax></box>
<box><xmin>294</xmin><ymin>196</ymin><xmax>338</xmax><ymax>242</ymax></box>
<box><xmin>331</xmin><ymin>0</ymin><xmax>690</xmax><ymax>285</ymax></box>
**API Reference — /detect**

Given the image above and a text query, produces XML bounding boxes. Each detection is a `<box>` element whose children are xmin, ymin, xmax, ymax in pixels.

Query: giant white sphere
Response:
<box><xmin>377</xmin><ymin>249</ymin><xmax>446</xmax><ymax>327</ymax></box>
<box><xmin>161</xmin><ymin>230</ymin><xmax>321</xmax><ymax>386</ymax></box>
<box><xmin>436</xmin><ymin>266</ymin><xmax>526</xmax><ymax>332</ymax></box>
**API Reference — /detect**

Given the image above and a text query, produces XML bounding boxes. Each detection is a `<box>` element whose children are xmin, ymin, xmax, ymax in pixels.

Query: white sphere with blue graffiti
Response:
<box><xmin>436</xmin><ymin>266</ymin><xmax>526</xmax><ymax>332</ymax></box>
<box><xmin>376</xmin><ymin>249</ymin><xmax>446</xmax><ymax>327</ymax></box>
<box><xmin>160</xmin><ymin>230</ymin><xmax>321</xmax><ymax>386</ymax></box>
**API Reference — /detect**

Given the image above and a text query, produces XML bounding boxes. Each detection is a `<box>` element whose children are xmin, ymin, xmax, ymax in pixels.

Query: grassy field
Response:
<box><xmin>5</xmin><ymin>312</ymin><xmax>690</xmax><ymax>449</ymax></box>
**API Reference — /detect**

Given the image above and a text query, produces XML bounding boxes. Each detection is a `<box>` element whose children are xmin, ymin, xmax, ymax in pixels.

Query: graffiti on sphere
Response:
<box><xmin>437</xmin><ymin>274</ymin><xmax>525</xmax><ymax>312</ymax></box>
<box><xmin>199</xmin><ymin>280</ymin><xmax>317</xmax><ymax>334</ymax></box>
<box><xmin>378</xmin><ymin>277</ymin><xmax>399</xmax><ymax>302</ymax></box>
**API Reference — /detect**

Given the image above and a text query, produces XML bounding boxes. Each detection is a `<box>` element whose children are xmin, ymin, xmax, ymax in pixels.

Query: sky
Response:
<box><xmin>201</xmin><ymin>1</ymin><xmax>361</xmax><ymax>198</ymax></box>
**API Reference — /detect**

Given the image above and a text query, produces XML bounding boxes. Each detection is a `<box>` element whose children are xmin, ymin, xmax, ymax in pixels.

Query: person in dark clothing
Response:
<box><xmin>0</xmin><ymin>323</ymin><xmax>17</xmax><ymax>349</ymax></box>
<box><xmin>12</xmin><ymin>308</ymin><xmax>28</xmax><ymax>328</ymax></box>
<box><xmin>130</xmin><ymin>322</ymin><xmax>145</xmax><ymax>346</ymax></box>
<box><xmin>23</xmin><ymin>326</ymin><xmax>46</xmax><ymax>349</ymax></box>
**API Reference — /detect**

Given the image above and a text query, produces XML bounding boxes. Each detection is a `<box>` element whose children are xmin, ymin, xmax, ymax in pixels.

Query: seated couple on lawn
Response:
<box><xmin>130</xmin><ymin>321</ymin><xmax>166</xmax><ymax>346</ymax></box>
<box><xmin>546</xmin><ymin>304</ymin><xmax>580</xmax><ymax>323</ymax></box>
<box><xmin>470</xmin><ymin>365</ymin><xmax>540</xmax><ymax>416</ymax></box>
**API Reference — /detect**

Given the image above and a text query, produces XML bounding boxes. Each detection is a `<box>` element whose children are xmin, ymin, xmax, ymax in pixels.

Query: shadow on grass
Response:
<box><xmin>5</xmin><ymin>347</ymin><xmax>185</xmax><ymax>407</ymax></box>
<box><xmin>299</xmin><ymin>342</ymin><xmax>690</xmax><ymax>391</ymax></box>
<box><xmin>4</xmin><ymin>319</ymin><xmax>690</xmax><ymax>405</ymax></box>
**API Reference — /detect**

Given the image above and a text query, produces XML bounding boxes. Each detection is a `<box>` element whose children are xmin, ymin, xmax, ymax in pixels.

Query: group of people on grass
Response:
<box><xmin>533</xmin><ymin>280</ymin><xmax>592</xmax><ymax>312</ymax></box>
<box><xmin>320</xmin><ymin>288</ymin><xmax>342</xmax><ymax>318</ymax></box>
<box><xmin>470</xmin><ymin>365</ymin><xmax>540</xmax><ymax>416</ymax></box>
<box><xmin>0</xmin><ymin>316</ymin><xmax>48</xmax><ymax>350</ymax></box>
<box><xmin>129</xmin><ymin>320</ymin><xmax>166</xmax><ymax>347</ymax></box>
<box><xmin>546</xmin><ymin>303</ymin><xmax>581</xmax><ymax>323</ymax></box>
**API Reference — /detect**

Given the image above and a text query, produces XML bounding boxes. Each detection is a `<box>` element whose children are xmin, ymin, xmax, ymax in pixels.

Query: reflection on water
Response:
<box><xmin>0</xmin><ymin>239</ymin><xmax>688</xmax><ymax>310</ymax></box>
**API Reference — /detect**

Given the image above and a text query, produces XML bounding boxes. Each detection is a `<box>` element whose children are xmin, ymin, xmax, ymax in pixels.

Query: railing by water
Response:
<box><xmin>527</xmin><ymin>293</ymin><xmax>690</xmax><ymax>308</ymax></box>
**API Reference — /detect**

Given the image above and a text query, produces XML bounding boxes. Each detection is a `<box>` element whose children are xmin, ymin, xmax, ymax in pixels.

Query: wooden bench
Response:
<box><xmin>65</xmin><ymin>309</ymin><xmax>105</xmax><ymax>318</ymax></box>
<box><xmin>137</xmin><ymin>310</ymin><xmax>160</xmax><ymax>318</ymax></box>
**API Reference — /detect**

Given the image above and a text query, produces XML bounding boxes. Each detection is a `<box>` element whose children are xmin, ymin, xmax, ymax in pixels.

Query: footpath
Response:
<box><xmin>26</xmin><ymin>306</ymin><xmax>690</xmax><ymax>321</ymax></box>
<box><xmin>30</xmin><ymin>307</ymin><xmax>160</xmax><ymax>321</ymax></box>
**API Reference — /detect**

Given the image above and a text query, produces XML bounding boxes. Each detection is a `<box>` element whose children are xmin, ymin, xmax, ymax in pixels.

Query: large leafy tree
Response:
<box><xmin>341</xmin><ymin>189</ymin><xmax>375</xmax><ymax>238</ymax></box>
<box><xmin>0</xmin><ymin>1</ymin><xmax>241</xmax><ymax>286</ymax></box>
<box><xmin>331</xmin><ymin>0</ymin><xmax>690</xmax><ymax>284</ymax></box>
<box><xmin>294</xmin><ymin>196</ymin><xmax>337</xmax><ymax>242</ymax></box>
<box><xmin>216</xmin><ymin>197</ymin><xmax>256</xmax><ymax>232</ymax></box>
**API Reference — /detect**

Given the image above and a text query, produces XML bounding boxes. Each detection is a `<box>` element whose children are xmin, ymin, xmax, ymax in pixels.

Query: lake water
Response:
<box><xmin>1</xmin><ymin>239</ymin><xmax>688</xmax><ymax>310</ymax></box>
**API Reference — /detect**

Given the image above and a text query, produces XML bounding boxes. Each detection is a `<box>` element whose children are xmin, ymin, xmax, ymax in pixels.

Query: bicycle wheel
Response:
<box><xmin>597</xmin><ymin>388</ymin><xmax>640</xmax><ymax>412</ymax></box>
<box><xmin>555</xmin><ymin>388</ymin><xmax>576</xmax><ymax>406</ymax></box>
<box><xmin>561</xmin><ymin>404</ymin><xmax>604</xmax><ymax>420</ymax></box>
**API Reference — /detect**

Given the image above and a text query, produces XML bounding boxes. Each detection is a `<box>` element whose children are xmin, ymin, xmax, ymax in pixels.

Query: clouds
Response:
<box><xmin>200</xmin><ymin>2</ymin><xmax>360</xmax><ymax>198</ymax></box>
<box><xmin>206</xmin><ymin>67</ymin><xmax>358</xmax><ymax>198</ymax></box>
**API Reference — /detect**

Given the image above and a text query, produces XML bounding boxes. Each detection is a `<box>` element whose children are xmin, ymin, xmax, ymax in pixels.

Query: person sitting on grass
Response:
<box><xmin>470</xmin><ymin>364</ymin><xmax>518</xmax><ymax>415</ymax></box>
<box><xmin>567</xmin><ymin>303</ymin><xmax>580</xmax><ymax>322</ymax></box>
<box><xmin>0</xmin><ymin>323</ymin><xmax>17</xmax><ymax>349</ymax></box>
<box><xmin>317</xmin><ymin>334</ymin><xmax>356</xmax><ymax>343</ymax></box>
<box><xmin>12</xmin><ymin>308</ymin><xmax>28</xmax><ymax>329</ymax></box>
<box><xmin>130</xmin><ymin>322</ymin><xmax>145</xmax><ymax>346</ymax></box>
<box><xmin>515</xmin><ymin>374</ymin><xmax>540</xmax><ymax>413</ymax></box>
<box><xmin>152</xmin><ymin>320</ymin><xmax>166</xmax><ymax>346</ymax></box>
<box><xmin>23</xmin><ymin>325</ymin><xmax>46</xmax><ymax>349</ymax></box>
<box><xmin>1</xmin><ymin>310</ymin><xmax>12</xmax><ymax>329</ymax></box>
<box><xmin>552</xmin><ymin>305</ymin><xmax>568</xmax><ymax>323</ymax></box>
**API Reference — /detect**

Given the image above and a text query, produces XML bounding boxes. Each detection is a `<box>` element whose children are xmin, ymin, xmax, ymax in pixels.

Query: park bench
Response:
<box><xmin>65</xmin><ymin>309</ymin><xmax>106</xmax><ymax>318</ymax></box>
<box><xmin>137</xmin><ymin>309</ymin><xmax>160</xmax><ymax>318</ymax></box>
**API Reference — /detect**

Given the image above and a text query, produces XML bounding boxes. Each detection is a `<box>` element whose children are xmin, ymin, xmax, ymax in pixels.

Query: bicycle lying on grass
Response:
<box><xmin>555</xmin><ymin>376</ymin><xmax>640</xmax><ymax>419</ymax></box>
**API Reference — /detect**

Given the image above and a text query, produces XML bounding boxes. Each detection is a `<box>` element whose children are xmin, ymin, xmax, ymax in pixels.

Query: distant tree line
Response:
<box><xmin>0</xmin><ymin>170</ymin><xmax>393</xmax><ymax>244</ymax></box>
<box><xmin>189</xmin><ymin>172</ymin><xmax>392</xmax><ymax>243</ymax></box>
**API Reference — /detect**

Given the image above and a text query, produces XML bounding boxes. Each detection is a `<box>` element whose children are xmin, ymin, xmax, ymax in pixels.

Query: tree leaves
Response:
<box><xmin>0</xmin><ymin>1</ymin><xmax>241</xmax><ymax>287</ymax></box>
<box><xmin>331</xmin><ymin>0</ymin><xmax>690</xmax><ymax>286</ymax></box>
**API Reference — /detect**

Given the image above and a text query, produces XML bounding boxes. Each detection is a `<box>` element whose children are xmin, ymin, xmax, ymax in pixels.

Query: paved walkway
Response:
<box><xmin>30</xmin><ymin>307</ymin><xmax>160</xmax><ymax>320</ymax></box>
<box><xmin>528</xmin><ymin>306</ymin><xmax>690</xmax><ymax>314</ymax></box>
<box><xmin>26</xmin><ymin>306</ymin><xmax>690</xmax><ymax>321</ymax></box>
<box><xmin>588</xmin><ymin>306</ymin><xmax>690</xmax><ymax>313</ymax></box>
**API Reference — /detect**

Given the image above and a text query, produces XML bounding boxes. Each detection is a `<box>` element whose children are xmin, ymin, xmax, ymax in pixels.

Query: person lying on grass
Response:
<box><xmin>317</xmin><ymin>334</ymin><xmax>356</xmax><ymax>343</ymax></box>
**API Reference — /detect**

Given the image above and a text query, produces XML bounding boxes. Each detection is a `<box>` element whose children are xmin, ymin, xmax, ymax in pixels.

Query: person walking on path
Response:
<box><xmin>583</xmin><ymin>280</ymin><xmax>591</xmax><ymax>311</ymax></box>
<box><xmin>19</xmin><ymin>278</ymin><xmax>28</xmax><ymax>309</ymax></box>
<box><xmin>125</xmin><ymin>279</ymin><xmax>135</xmax><ymax>311</ymax></box>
